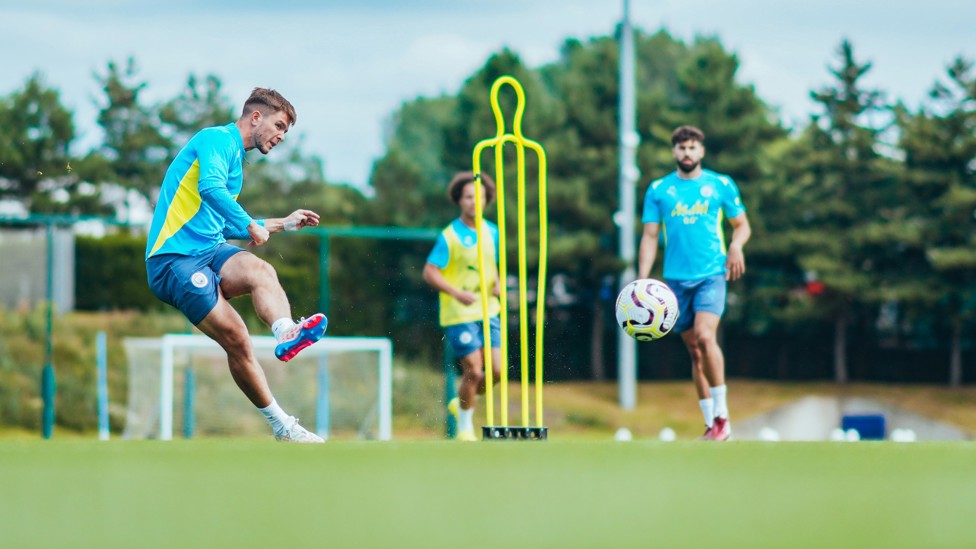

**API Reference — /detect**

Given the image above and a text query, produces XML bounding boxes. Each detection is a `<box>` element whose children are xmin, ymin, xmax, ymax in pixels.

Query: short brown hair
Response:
<box><xmin>671</xmin><ymin>125</ymin><xmax>705</xmax><ymax>146</ymax></box>
<box><xmin>242</xmin><ymin>88</ymin><xmax>297</xmax><ymax>127</ymax></box>
<box><xmin>448</xmin><ymin>171</ymin><xmax>495</xmax><ymax>205</ymax></box>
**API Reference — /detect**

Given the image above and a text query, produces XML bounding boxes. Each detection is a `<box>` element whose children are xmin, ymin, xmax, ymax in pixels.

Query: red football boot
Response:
<box><xmin>274</xmin><ymin>313</ymin><xmax>328</xmax><ymax>362</ymax></box>
<box><xmin>710</xmin><ymin>416</ymin><xmax>732</xmax><ymax>441</ymax></box>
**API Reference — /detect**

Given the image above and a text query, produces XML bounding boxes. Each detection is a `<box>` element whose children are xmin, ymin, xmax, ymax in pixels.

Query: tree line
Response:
<box><xmin>1</xmin><ymin>30</ymin><xmax>974</xmax><ymax>384</ymax></box>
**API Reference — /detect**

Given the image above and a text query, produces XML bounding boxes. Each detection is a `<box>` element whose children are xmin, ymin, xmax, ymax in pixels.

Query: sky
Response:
<box><xmin>1</xmin><ymin>0</ymin><xmax>973</xmax><ymax>191</ymax></box>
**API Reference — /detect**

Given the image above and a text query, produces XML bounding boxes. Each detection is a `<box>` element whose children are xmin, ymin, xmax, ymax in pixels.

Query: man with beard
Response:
<box><xmin>145</xmin><ymin>88</ymin><xmax>328</xmax><ymax>442</ymax></box>
<box><xmin>637</xmin><ymin>125</ymin><xmax>751</xmax><ymax>441</ymax></box>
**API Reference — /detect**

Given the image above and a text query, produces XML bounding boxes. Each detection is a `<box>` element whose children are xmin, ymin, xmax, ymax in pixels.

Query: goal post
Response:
<box><xmin>123</xmin><ymin>334</ymin><xmax>392</xmax><ymax>441</ymax></box>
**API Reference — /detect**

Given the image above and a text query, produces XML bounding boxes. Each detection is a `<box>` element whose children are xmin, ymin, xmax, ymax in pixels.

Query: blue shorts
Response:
<box><xmin>146</xmin><ymin>243</ymin><xmax>244</xmax><ymax>325</ymax></box>
<box><xmin>444</xmin><ymin>316</ymin><xmax>501</xmax><ymax>359</ymax></box>
<box><xmin>665</xmin><ymin>274</ymin><xmax>727</xmax><ymax>334</ymax></box>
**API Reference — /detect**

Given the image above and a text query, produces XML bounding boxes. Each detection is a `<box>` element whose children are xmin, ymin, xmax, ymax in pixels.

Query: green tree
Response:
<box><xmin>896</xmin><ymin>56</ymin><xmax>976</xmax><ymax>385</ymax></box>
<box><xmin>658</xmin><ymin>36</ymin><xmax>786</xmax><ymax>180</ymax></box>
<box><xmin>369</xmin><ymin>95</ymin><xmax>457</xmax><ymax>228</ymax></box>
<box><xmin>86</xmin><ymin>58</ymin><xmax>171</xmax><ymax>202</ymax></box>
<box><xmin>539</xmin><ymin>35</ymin><xmax>623</xmax><ymax>378</ymax></box>
<box><xmin>0</xmin><ymin>72</ymin><xmax>77</xmax><ymax>209</ymax></box>
<box><xmin>158</xmin><ymin>73</ymin><xmax>235</xmax><ymax>150</ymax></box>
<box><xmin>780</xmin><ymin>40</ymin><xmax>901</xmax><ymax>382</ymax></box>
<box><xmin>734</xmin><ymin>134</ymin><xmax>822</xmax><ymax>376</ymax></box>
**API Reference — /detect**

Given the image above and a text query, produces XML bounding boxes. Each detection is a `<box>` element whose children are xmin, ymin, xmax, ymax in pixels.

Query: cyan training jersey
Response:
<box><xmin>146</xmin><ymin>123</ymin><xmax>253</xmax><ymax>259</ymax></box>
<box><xmin>641</xmin><ymin>169</ymin><xmax>746</xmax><ymax>280</ymax></box>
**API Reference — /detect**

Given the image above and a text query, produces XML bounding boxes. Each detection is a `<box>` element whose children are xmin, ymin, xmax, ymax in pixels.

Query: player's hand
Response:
<box><xmin>283</xmin><ymin>209</ymin><xmax>320</xmax><ymax>231</ymax></box>
<box><xmin>247</xmin><ymin>221</ymin><xmax>270</xmax><ymax>247</ymax></box>
<box><xmin>726</xmin><ymin>244</ymin><xmax>746</xmax><ymax>281</ymax></box>
<box><xmin>455</xmin><ymin>290</ymin><xmax>478</xmax><ymax>306</ymax></box>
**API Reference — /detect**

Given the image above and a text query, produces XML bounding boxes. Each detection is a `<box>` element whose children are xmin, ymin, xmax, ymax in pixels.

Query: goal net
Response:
<box><xmin>122</xmin><ymin>334</ymin><xmax>392</xmax><ymax>441</ymax></box>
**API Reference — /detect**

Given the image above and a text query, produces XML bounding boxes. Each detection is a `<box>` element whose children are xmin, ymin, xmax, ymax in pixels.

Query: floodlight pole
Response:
<box><xmin>617</xmin><ymin>0</ymin><xmax>640</xmax><ymax>410</ymax></box>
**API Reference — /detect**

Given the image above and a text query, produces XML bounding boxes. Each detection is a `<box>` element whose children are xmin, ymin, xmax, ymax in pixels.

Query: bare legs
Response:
<box><xmin>457</xmin><ymin>346</ymin><xmax>503</xmax><ymax>410</ymax></box>
<box><xmin>680</xmin><ymin>312</ymin><xmax>725</xmax><ymax>400</ymax></box>
<box><xmin>194</xmin><ymin>252</ymin><xmax>293</xmax><ymax>408</ymax></box>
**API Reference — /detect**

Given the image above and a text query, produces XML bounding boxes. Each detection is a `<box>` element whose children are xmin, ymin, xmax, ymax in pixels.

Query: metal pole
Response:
<box><xmin>316</xmin><ymin>356</ymin><xmax>331</xmax><ymax>440</ymax></box>
<box><xmin>96</xmin><ymin>331</ymin><xmax>109</xmax><ymax>440</ymax></box>
<box><xmin>183</xmin><ymin>366</ymin><xmax>195</xmax><ymax>439</ymax></box>
<box><xmin>160</xmin><ymin>335</ymin><xmax>174</xmax><ymax>441</ymax></box>
<box><xmin>617</xmin><ymin>0</ymin><xmax>640</xmax><ymax>410</ymax></box>
<box><xmin>444</xmin><ymin>339</ymin><xmax>457</xmax><ymax>438</ymax></box>
<box><xmin>41</xmin><ymin>222</ymin><xmax>56</xmax><ymax>438</ymax></box>
<box><xmin>317</xmin><ymin>235</ymin><xmax>332</xmax><ymax>439</ymax></box>
<box><xmin>319</xmin><ymin>235</ymin><xmax>331</xmax><ymax>315</ymax></box>
<box><xmin>44</xmin><ymin>222</ymin><xmax>54</xmax><ymax>366</ymax></box>
<box><xmin>378</xmin><ymin>339</ymin><xmax>393</xmax><ymax>441</ymax></box>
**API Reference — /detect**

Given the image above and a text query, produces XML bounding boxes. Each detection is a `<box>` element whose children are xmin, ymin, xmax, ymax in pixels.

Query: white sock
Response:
<box><xmin>271</xmin><ymin>318</ymin><xmax>296</xmax><ymax>342</ymax></box>
<box><xmin>699</xmin><ymin>398</ymin><xmax>715</xmax><ymax>428</ymax></box>
<box><xmin>458</xmin><ymin>407</ymin><xmax>474</xmax><ymax>432</ymax></box>
<box><xmin>711</xmin><ymin>385</ymin><xmax>728</xmax><ymax>419</ymax></box>
<box><xmin>258</xmin><ymin>399</ymin><xmax>291</xmax><ymax>434</ymax></box>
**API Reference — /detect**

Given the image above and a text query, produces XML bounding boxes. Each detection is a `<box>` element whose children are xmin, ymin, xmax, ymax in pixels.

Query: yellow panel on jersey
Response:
<box><xmin>715</xmin><ymin>209</ymin><xmax>727</xmax><ymax>254</ymax></box>
<box><xmin>438</xmin><ymin>222</ymin><xmax>501</xmax><ymax>326</ymax></box>
<box><xmin>148</xmin><ymin>160</ymin><xmax>204</xmax><ymax>257</ymax></box>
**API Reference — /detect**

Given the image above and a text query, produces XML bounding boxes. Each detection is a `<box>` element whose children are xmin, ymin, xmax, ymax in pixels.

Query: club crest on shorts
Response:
<box><xmin>460</xmin><ymin>331</ymin><xmax>473</xmax><ymax>344</ymax></box>
<box><xmin>190</xmin><ymin>272</ymin><xmax>209</xmax><ymax>288</ymax></box>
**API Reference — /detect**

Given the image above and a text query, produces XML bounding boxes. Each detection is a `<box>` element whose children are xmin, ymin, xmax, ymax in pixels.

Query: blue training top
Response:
<box><xmin>145</xmin><ymin>123</ymin><xmax>255</xmax><ymax>260</ymax></box>
<box><xmin>641</xmin><ymin>169</ymin><xmax>746</xmax><ymax>280</ymax></box>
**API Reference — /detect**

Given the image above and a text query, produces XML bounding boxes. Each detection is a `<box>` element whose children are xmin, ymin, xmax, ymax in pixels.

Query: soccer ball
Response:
<box><xmin>615</xmin><ymin>279</ymin><xmax>679</xmax><ymax>341</ymax></box>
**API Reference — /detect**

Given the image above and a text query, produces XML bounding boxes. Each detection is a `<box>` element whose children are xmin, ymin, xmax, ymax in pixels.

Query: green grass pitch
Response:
<box><xmin>2</xmin><ymin>439</ymin><xmax>975</xmax><ymax>548</ymax></box>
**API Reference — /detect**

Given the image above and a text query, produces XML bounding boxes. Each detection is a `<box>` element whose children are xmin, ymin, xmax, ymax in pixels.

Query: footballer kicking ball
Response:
<box><xmin>615</xmin><ymin>279</ymin><xmax>679</xmax><ymax>341</ymax></box>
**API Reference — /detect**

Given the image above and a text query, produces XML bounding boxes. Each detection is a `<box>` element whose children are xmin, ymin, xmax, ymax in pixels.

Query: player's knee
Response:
<box><xmin>695</xmin><ymin>330</ymin><xmax>717</xmax><ymax>350</ymax></box>
<box><xmin>462</xmin><ymin>360</ymin><xmax>485</xmax><ymax>386</ymax></box>
<box><xmin>221</xmin><ymin>329</ymin><xmax>253</xmax><ymax>357</ymax></box>
<box><xmin>254</xmin><ymin>259</ymin><xmax>278</xmax><ymax>283</ymax></box>
<box><xmin>466</xmin><ymin>368</ymin><xmax>485</xmax><ymax>386</ymax></box>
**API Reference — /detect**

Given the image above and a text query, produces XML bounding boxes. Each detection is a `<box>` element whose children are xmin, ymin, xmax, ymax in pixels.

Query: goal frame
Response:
<box><xmin>139</xmin><ymin>334</ymin><xmax>392</xmax><ymax>441</ymax></box>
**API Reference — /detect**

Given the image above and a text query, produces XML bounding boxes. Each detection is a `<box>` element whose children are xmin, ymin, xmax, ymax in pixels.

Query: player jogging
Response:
<box><xmin>637</xmin><ymin>125</ymin><xmax>751</xmax><ymax>441</ymax></box>
<box><xmin>423</xmin><ymin>172</ymin><xmax>504</xmax><ymax>441</ymax></box>
<box><xmin>145</xmin><ymin>88</ymin><xmax>328</xmax><ymax>443</ymax></box>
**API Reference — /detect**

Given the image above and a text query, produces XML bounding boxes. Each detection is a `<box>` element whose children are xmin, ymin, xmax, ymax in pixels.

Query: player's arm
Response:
<box><xmin>197</xmin><ymin>135</ymin><xmax>269</xmax><ymax>246</ymax></box>
<box><xmin>422</xmin><ymin>262</ymin><xmax>476</xmax><ymax>306</ymax></box>
<box><xmin>200</xmin><ymin>186</ymin><xmax>267</xmax><ymax>245</ymax></box>
<box><xmin>637</xmin><ymin>222</ymin><xmax>661</xmax><ymax>279</ymax></box>
<box><xmin>222</xmin><ymin>218</ymin><xmax>262</xmax><ymax>241</ymax></box>
<box><xmin>261</xmin><ymin>209</ymin><xmax>321</xmax><ymax>234</ymax></box>
<box><xmin>490</xmin><ymin>227</ymin><xmax>501</xmax><ymax>297</ymax></box>
<box><xmin>725</xmin><ymin>213</ymin><xmax>751</xmax><ymax>281</ymax></box>
<box><xmin>223</xmin><ymin>210</ymin><xmax>319</xmax><ymax>245</ymax></box>
<box><xmin>221</xmin><ymin>219</ymin><xmax>269</xmax><ymax>247</ymax></box>
<box><xmin>423</xmin><ymin>235</ymin><xmax>477</xmax><ymax>306</ymax></box>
